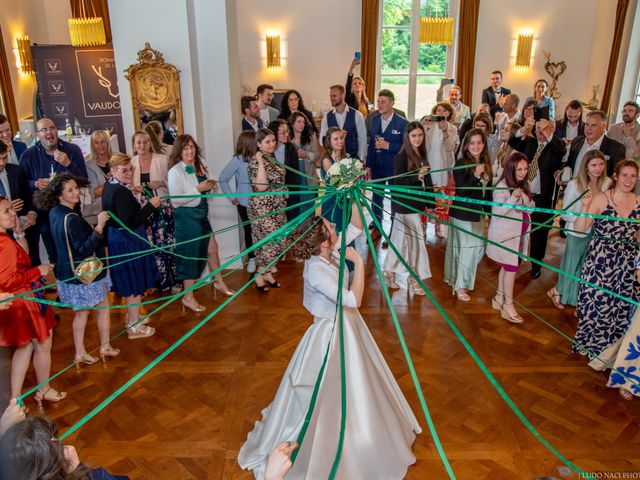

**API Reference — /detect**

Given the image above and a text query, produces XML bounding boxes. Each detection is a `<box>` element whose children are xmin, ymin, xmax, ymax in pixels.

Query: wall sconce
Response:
<box><xmin>16</xmin><ymin>35</ymin><xmax>34</xmax><ymax>75</ymax></box>
<box><xmin>266</xmin><ymin>34</ymin><xmax>281</xmax><ymax>69</ymax></box>
<box><xmin>515</xmin><ymin>32</ymin><xmax>534</xmax><ymax>68</ymax></box>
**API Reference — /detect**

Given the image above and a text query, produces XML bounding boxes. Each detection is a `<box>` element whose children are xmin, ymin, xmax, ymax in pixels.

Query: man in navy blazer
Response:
<box><xmin>241</xmin><ymin>95</ymin><xmax>264</xmax><ymax>132</ymax></box>
<box><xmin>366</xmin><ymin>89</ymin><xmax>408</xmax><ymax>237</ymax></box>
<box><xmin>481</xmin><ymin>70</ymin><xmax>511</xmax><ymax>115</ymax></box>
<box><xmin>0</xmin><ymin>114</ymin><xmax>27</xmax><ymax>165</ymax></box>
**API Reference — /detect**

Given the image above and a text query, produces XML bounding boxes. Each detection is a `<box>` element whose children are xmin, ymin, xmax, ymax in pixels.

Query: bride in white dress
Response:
<box><xmin>238</xmin><ymin>199</ymin><xmax>421</xmax><ymax>479</ymax></box>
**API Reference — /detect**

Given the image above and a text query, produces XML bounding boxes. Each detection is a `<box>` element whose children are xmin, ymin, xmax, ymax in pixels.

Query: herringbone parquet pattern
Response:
<box><xmin>15</xmin><ymin>226</ymin><xmax>640</xmax><ymax>479</ymax></box>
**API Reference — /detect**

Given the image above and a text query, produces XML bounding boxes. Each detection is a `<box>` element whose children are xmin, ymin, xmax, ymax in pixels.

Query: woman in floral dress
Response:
<box><xmin>248</xmin><ymin>128</ymin><xmax>288</xmax><ymax>292</ymax></box>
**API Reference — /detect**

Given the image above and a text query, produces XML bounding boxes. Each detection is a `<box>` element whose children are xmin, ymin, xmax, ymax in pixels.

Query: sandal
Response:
<box><xmin>35</xmin><ymin>387</ymin><xmax>67</xmax><ymax>407</ymax></box>
<box><xmin>546</xmin><ymin>288</ymin><xmax>565</xmax><ymax>310</ymax></box>
<box><xmin>619</xmin><ymin>389</ymin><xmax>634</xmax><ymax>401</ymax></box>
<box><xmin>491</xmin><ymin>294</ymin><xmax>504</xmax><ymax>310</ymax></box>
<box><xmin>74</xmin><ymin>352</ymin><xmax>98</xmax><ymax>369</ymax></box>
<box><xmin>127</xmin><ymin>323</ymin><xmax>155</xmax><ymax>340</ymax></box>
<box><xmin>500</xmin><ymin>303</ymin><xmax>524</xmax><ymax>324</ymax></box>
<box><xmin>408</xmin><ymin>278</ymin><xmax>425</xmax><ymax>296</ymax></box>
<box><xmin>99</xmin><ymin>345</ymin><xmax>121</xmax><ymax>362</ymax></box>
<box><xmin>383</xmin><ymin>271</ymin><xmax>400</xmax><ymax>289</ymax></box>
<box><xmin>455</xmin><ymin>289</ymin><xmax>470</xmax><ymax>302</ymax></box>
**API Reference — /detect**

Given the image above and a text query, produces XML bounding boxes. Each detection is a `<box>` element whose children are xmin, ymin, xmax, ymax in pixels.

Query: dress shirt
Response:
<box><xmin>381</xmin><ymin>112</ymin><xmax>394</xmax><ymax>134</ymax></box>
<box><xmin>0</xmin><ymin>170</ymin><xmax>10</xmax><ymax>199</ymax></box>
<box><xmin>319</xmin><ymin>106</ymin><xmax>367</xmax><ymax>160</ymax></box>
<box><xmin>259</xmin><ymin>107</ymin><xmax>270</xmax><ymax>126</ymax></box>
<box><xmin>8</xmin><ymin>149</ymin><xmax>19</xmax><ymax>165</ymax></box>
<box><xmin>573</xmin><ymin>134</ymin><xmax>604</xmax><ymax>177</ymax></box>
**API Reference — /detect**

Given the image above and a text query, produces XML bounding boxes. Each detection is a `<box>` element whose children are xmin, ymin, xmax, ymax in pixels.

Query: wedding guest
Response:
<box><xmin>84</xmin><ymin>130</ymin><xmax>113</xmax><ymax>225</ymax></box>
<box><xmin>345</xmin><ymin>58</ymin><xmax>373</xmax><ymax>117</ymax></box>
<box><xmin>0</xmin><ymin>416</ymin><xmax>130</xmax><ymax>479</ymax></box>
<box><xmin>493</xmin><ymin>93</ymin><xmax>520</xmax><ymax>134</ymax></box>
<box><xmin>319</xmin><ymin>127</ymin><xmax>350</xmax><ymax>229</ymax></box>
<box><xmin>607</xmin><ymin>101</ymin><xmax>640</xmax><ymax>163</ymax></box>
<box><xmin>102</xmin><ymin>153</ymin><xmax>157</xmax><ymax>339</ymax></box>
<box><xmin>144</xmin><ymin>120</ymin><xmax>172</xmax><ymax>155</ymax></box>
<box><xmin>256</xmin><ymin>84</ymin><xmax>280</xmax><ymax>125</ymax></box>
<box><xmin>472</xmin><ymin>112</ymin><xmax>500</xmax><ymax>163</ymax></box>
<box><xmin>0</xmin><ymin>196</ymin><xmax>65</xmax><ymax>406</ymax></box>
<box><xmin>573</xmin><ymin>160</ymin><xmax>639</xmax><ymax>369</ymax></box>
<box><xmin>268</xmin><ymin>120</ymin><xmax>302</xmax><ymax>221</ymax></box>
<box><xmin>421</xmin><ymin>101</ymin><xmax>458</xmax><ymax>238</ymax></box>
<box><xmin>458</xmin><ymin>103</ymin><xmax>490</xmax><ymax>144</ymax></box>
<box><xmin>486</xmin><ymin>152</ymin><xmax>535</xmax><ymax>323</ymax></box>
<box><xmin>383</xmin><ymin>121</ymin><xmax>432</xmax><ymax>294</ymax></box>
<box><xmin>547</xmin><ymin>150</ymin><xmax>610</xmax><ymax>309</ymax></box>
<box><xmin>525</xmin><ymin>79</ymin><xmax>556</xmax><ymax>120</ymax></box>
<box><xmin>492</xmin><ymin>121</ymin><xmax>520</xmax><ymax>183</ymax></box>
<box><xmin>448</xmin><ymin>85</ymin><xmax>471</xmax><ymax>129</ymax></box>
<box><xmin>481</xmin><ymin>70</ymin><xmax>511</xmax><ymax>114</ymax></box>
<box><xmin>38</xmin><ymin>174</ymin><xmax>119</xmax><ymax>366</ymax></box>
<box><xmin>131</xmin><ymin>131</ymin><xmax>176</xmax><ymax>292</ymax></box>
<box><xmin>555</xmin><ymin>100</ymin><xmax>584</xmax><ymax>147</ymax></box>
<box><xmin>242</xmin><ymin>95</ymin><xmax>264</xmax><ymax>132</ymax></box>
<box><xmin>220</xmin><ymin>131</ymin><xmax>257</xmax><ymax>274</ymax></box>
<box><xmin>288</xmin><ymin>112</ymin><xmax>320</xmax><ymax>208</ymax></box>
<box><xmin>0</xmin><ymin>114</ymin><xmax>27</xmax><ymax>165</ymax></box>
<box><xmin>444</xmin><ymin>129</ymin><xmax>492</xmax><ymax>301</ymax></box>
<box><xmin>277</xmin><ymin>89</ymin><xmax>318</xmax><ymax>135</ymax></box>
<box><xmin>319</xmin><ymin>85</ymin><xmax>367</xmax><ymax>160</ymax></box>
<box><xmin>168</xmin><ymin>134</ymin><xmax>234</xmax><ymax>313</ymax></box>
<box><xmin>20</xmin><ymin>117</ymin><xmax>88</xmax><ymax>266</ymax></box>
<box><xmin>248</xmin><ymin>128</ymin><xmax>287</xmax><ymax>291</ymax></box>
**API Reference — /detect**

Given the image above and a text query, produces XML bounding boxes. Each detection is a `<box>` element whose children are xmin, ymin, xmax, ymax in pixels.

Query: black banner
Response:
<box><xmin>32</xmin><ymin>44</ymin><xmax>125</xmax><ymax>150</ymax></box>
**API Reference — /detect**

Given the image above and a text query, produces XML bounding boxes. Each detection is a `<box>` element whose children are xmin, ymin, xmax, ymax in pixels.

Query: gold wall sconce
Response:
<box><xmin>266</xmin><ymin>34</ymin><xmax>281</xmax><ymax>69</ymax></box>
<box><xmin>515</xmin><ymin>32</ymin><xmax>534</xmax><ymax>68</ymax></box>
<box><xmin>16</xmin><ymin>36</ymin><xmax>34</xmax><ymax>75</ymax></box>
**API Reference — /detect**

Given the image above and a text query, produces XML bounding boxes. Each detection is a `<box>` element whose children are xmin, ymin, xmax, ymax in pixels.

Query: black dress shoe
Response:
<box><xmin>530</xmin><ymin>268</ymin><xmax>541</xmax><ymax>279</ymax></box>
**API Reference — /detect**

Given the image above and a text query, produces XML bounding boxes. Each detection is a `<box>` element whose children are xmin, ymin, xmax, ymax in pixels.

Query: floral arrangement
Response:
<box><xmin>325</xmin><ymin>158</ymin><xmax>366</xmax><ymax>187</ymax></box>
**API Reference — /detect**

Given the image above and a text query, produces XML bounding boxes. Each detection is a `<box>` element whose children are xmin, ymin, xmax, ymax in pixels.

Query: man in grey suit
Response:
<box><xmin>256</xmin><ymin>84</ymin><xmax>280</xmax><ymax>125</ymax></box>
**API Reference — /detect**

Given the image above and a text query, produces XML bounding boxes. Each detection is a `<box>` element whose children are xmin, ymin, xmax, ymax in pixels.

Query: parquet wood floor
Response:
<box><xmin>8</xmin><ymin>225</ymin><xmax>640</xmax><ymax>479</ymax></box>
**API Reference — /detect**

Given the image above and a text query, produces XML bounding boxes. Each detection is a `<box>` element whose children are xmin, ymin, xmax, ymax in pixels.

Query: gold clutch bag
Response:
<box><xmin>64</xmin><ymin>213</ymin><xmax>104</xmax><ymax>285</ymax></box>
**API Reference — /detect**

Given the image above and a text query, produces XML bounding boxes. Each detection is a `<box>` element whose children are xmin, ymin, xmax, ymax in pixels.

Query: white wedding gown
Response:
<box><xmin>238</xmin><ymin>225</ymin><xmax>421</xmax><ymax>479</ymax></box>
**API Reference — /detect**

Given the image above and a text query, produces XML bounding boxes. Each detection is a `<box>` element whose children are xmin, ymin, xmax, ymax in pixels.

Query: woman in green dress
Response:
<box><xmin>167</xmin><ymin>134</ymin><xmax>235</xmax><ymax>312</ymax></box>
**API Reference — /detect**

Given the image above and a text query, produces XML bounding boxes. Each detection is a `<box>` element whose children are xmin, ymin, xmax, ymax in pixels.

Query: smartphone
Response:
<box><xmin>534</xmin><ymin>106</ymin><xmax>550</xmax><ymax>122</ymax></box>
<box><xmin>355</xmin><ymin>51</ymin><xmax>361</xmax><ymax>61</ymax></box>
<box><xmin>430</xmin><ymin>115</ymin><xmax>446</xmax><ymax>122</ymax></box>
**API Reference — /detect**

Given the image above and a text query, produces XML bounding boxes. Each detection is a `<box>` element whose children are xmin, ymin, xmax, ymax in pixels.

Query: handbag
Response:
<box><xmin>64</xmin><ymin>213</ymin><xmax>103</xmax><ymax>285</ymax></box>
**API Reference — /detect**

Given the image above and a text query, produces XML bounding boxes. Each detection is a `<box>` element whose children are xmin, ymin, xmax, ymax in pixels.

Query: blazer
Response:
<box><xmin>485</xmin><ymin>180</ymin><xmax>533</xmax><ymax>266</ymax></box>
<box><xmin>365</xmin><ymin>108</ymin><xmax>407</xmax><ymax>138</ymax></box>
<box><xmin>391</xmin><ymin>149</ymin><xmax>433</xmax><ymax>214</ymax></box>
<box><xmin>555</xmin><ymin>119</ymin><xmax>585</xmax><ymax>140</ymax></box>
<box><xmin>167</xmin><ymin>161</ymin><xmax>214</xmax><ymax>209</ymax></box>
<box><xmin>4</xmin><ymin>163</ymin><xmax>34</xmax><ymax>216</ymax></box>
<box><xmin>424</xmin><ymin>122</ymin><xmax>458</xmax><ymax>186</ymax></box>
<box><xmin>102</xmin><ymin>180</ymin><xmax>157</xmax><ymax>230</ymax></box>
<box><xmin>565</xmin><ymin>135</ymin><xmax>626</xmax><ymax>177</ymax></box>
<box><xmin>83</xmin><ymin>159</ymin><xmax>109</xmax><ymax>223</ymax></box>
<box><xmin>12</xmin><ymin>140</ymin><xmax>27</xmax><ymax>163</ymax></box>
<box><xmin>449</xmin><ymin>159</ymin><xmax>491</xmax><ymax>221</ymax></box>
<box><xmin>131</xmin><ymin>153</ymin><xmax>169</xmax><ymax>197</ymax></box>
<box><xmin>49</xmin><ymin>204</ymin><xmax>106</xmax><ymax>284</ymax></box>
<box><xmin>508</xmin><ymin>133</ymin><xmax>565</xmax><ymax>200</ymax></box>
<box><xmin>481</xmin><ymin>86</ymin><xmax>512</xmax><ymax>112</ymax></box>
<box><xmin>366</xmin><ymin>113</ymin><xmax>408</xmax><ymax>175</ymax></box>
<box><xmin>241</xmin><ymin>117</ymin><xmax>264</xmax><ymax>132</ymax></box>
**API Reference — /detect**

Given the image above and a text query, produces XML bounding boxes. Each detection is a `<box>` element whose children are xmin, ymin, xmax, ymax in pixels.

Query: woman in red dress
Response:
<box><xmin>0</xmin><ymin>196</ymin><xmax>66</xmax><ymax>406</ymax></box>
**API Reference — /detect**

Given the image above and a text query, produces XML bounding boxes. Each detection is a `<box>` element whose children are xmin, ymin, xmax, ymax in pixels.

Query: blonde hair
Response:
<box><xmin>109</xmin><ymin>152</ymin><xmax>131</xmax><ymax>169</ymax></box>
<box><xmin>87</xmin><ymin>130</ymin><xmax>113</xmax><ymax>160</ymax></box>
<box><xmin>144</xmin><ymin>121</ymin><xmax>164</xmax><ymax>154</ymax></box>
<box><xmin>575</xmin><ymin>150</ymin><xmax>609</xmax><ymax>193</ymax></box>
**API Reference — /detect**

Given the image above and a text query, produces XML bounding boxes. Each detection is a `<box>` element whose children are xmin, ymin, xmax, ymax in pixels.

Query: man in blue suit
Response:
<box><xmin>0</xmin><ymin>114</ymin><xmax>27</xmax><ymax>165</ymax></box>
<box><xmin>366</xmin><ymin>89</ymin><xmax>408</xmax><ymax>241</ymax></box>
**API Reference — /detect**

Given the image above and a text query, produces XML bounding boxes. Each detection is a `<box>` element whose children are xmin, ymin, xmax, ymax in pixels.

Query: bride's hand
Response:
<box><xmin>344</xmin><ymin>246</ymin><xmax>362</xmax><ymax>263</ymax></box>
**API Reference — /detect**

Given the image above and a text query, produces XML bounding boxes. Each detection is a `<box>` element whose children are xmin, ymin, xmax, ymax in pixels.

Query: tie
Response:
<box><xmin>528</xmin><ymin>142</ymin><xmax>545</xmax><ymax>182</ymax></box>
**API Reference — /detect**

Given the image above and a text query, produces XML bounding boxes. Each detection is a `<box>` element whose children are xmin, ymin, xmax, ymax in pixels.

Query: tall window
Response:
<box><xmin>635</xmin><ymin>72</ymin><xmax>640</xmax><ymax>105</ymax></box>
<box><xmin>379</xmin><ymin>0</ymin><xmax>455</xmax><ymax>120</ymax></box>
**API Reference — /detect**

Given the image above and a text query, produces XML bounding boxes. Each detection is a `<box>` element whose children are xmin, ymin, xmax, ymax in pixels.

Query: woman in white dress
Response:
<box><xmin>238</xmin><ymin>200</ymin><xmax>421</xmax><ymax>479</ymax></box>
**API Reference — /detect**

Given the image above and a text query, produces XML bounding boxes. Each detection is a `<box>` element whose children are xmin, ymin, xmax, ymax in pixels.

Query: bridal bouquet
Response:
<box><xmin>325</xmin><ymin>158</ymin><xmax>366</xmax><ymax>187</ymax></box>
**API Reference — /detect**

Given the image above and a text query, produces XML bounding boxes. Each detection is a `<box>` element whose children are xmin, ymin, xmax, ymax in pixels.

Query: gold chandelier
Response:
<box><xmin>68</xmin><ymin>0</ymin><xmax>106</xmax><ymax>47</ymax></box>
<box><xmin>419</xmin><ymin>0</ymin><xmax>454</xmax><ymax>45</ymax></box>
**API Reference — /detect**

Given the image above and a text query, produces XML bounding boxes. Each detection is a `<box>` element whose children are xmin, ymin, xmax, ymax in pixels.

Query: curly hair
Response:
<box><xmin>0</xmin><ymin>416</ymin><xmax>90</xmax><ymax>480</ymax></box>
<box><xmin>291</xmin><ymin>217</ymin><xmax>331</xmax><ymax>261</ymax></box>
<box><xmin>34</xmin><ymin>173</ymin><xmax>88</xmax><ymax>211</ymax></box>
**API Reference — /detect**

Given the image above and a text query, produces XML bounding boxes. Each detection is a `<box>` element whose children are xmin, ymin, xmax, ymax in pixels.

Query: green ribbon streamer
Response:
<box><xmin>57</xmin><ymin>197</ymin><xmax>325</xmax><ymax>441</ymax></box>
<box><xmin>355</xmin><ymin>191</ymin><xmax>456</xmax><ymax>479</ymax></box>
<box><xmin>360</xmin><ymin>192</ymin><xmax>594</xmax><ymax>479</ymax></box>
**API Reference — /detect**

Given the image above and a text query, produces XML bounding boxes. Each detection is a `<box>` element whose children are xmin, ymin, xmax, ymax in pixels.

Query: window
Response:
<box><xmin>635</xmin><ymin>72</ymin><xmax>640</xmax><ymax>105</ymax></box>
<box><xmin>378</xmin><ymin>0</ymin><xmax>456</xmax><ymax>120</ymax></box>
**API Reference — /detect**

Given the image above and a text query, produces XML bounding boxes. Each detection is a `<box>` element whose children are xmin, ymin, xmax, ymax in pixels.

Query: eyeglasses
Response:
<box><xmin>37</xmin><ymin>126</ymin><xmax>58</xmax><ymax>133</ymax></box>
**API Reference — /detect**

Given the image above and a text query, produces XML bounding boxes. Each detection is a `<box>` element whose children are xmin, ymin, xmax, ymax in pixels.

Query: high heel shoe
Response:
<box><xmin>99</xmin><ymin>346</ymin><xmax>120</xmax><ymax>362</ymax></box>
<box><xmin>408</xmin><ymin>278</ymin><xmax>425</xmax><ymax>295</ymax></box>
<box><xmin>546</xmin><ymin>288</ymin><xmax>565</xmax><ymax>310</ymax></box>
<box><xmin>211</xmin><ymin>281</ymin><xmax>235</xmax><ymax>297</ymax></box>
<box><xmin>500</xmin><ymin>303</ymin><xmax>524</xmax><ymax>324</ymax></box>
<box><xmin>126</xmin><ymin>322</ymin><xmax>155</xmax><ymax>339</ymax></box>
<box><xmin>383</xmin><ymin>271</ymin><xmax>399</xmax><ymax>289</ymax></box>
<box><xmin>264</xmin><ymin>279</ymin><xmax>282</xmax><ymax>288</ymax></box>
<box><xmin>35</xmin><ymin>387</ymin><xmax>67</xmax><ymax>407</ymax></box>
<box><xmin>181</xmin><ymin>298</ymin><xmax>206</xmax><ymax>312</ymax></box>
<box><xmin>74</xmin><ymin>352</ymin><xmax>98</xmax><ymax>369</ymax></box>
<box><xmin>491</xmin><ymin>294</ymin><xmax>504</xmax><ymax>311</ymax></box>
<box><xmin>254</xmin><ymin>278</ymin><xmax>269</xmax><ymax>292</ymax></box>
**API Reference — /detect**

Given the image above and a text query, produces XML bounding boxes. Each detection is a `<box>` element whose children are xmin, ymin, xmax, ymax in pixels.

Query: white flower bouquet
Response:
<box><xmin>325</xmin><ymin>158</ymin><xmax>366</xmax><ymax>187</ymax></box>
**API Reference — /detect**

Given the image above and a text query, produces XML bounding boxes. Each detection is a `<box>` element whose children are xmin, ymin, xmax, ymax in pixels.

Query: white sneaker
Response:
<box><xmin>247</xmin><ymin>258</ymin><xmax>257</xmax><ymax>274</ymax></box>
